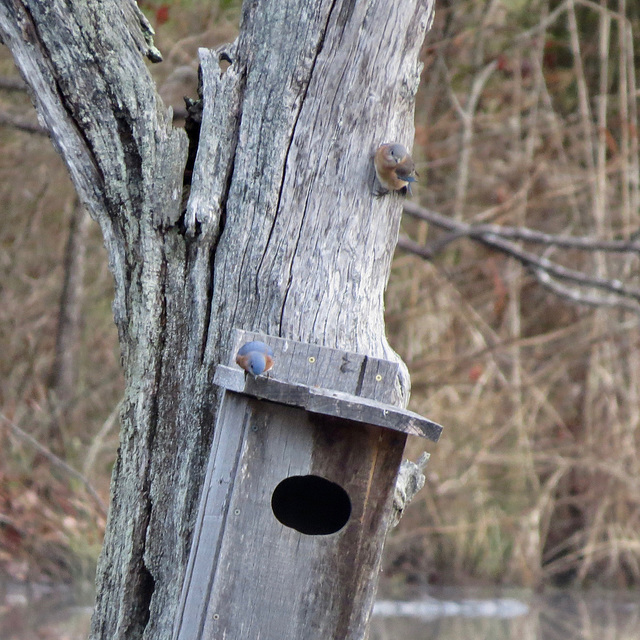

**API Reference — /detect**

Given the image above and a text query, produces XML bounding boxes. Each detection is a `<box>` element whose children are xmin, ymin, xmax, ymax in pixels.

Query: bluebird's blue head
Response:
<box><xmin>236</xmin><ymin>341</ymin><xmax>275</xmax><ymax>377</ymax></box>
<box><xmin>237</xmin><ymin>341</ymin><xmax>274</xmax><ymax>358</ymax></box>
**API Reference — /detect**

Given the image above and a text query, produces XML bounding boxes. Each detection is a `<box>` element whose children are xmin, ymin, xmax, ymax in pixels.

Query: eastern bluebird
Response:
<box><xmin>235</xmin><ymin>341</ymin><xmax>275</xmax><ymax>377</ymax></box>
<box><xmin>373</xmin><ymin>143</ymin><xmax>418</xmax><ymax>196</ymax></box>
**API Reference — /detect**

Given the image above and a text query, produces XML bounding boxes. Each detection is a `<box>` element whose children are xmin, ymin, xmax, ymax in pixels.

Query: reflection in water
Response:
<box><xmin>370</xmin><ymin>588</ymin><xmax>640</xmax><ymax>640</ymax></box>
<box><xmin>374</xmin><ymin>596</ymin><xmax>529</xmax><ymax>619</ymax></box>
<box><xmin>2</xmin><ymin>583</ymin><xmax>639</xmax><ymax>640</ymax></box>
<box><xmin>0</xmin><ymin>583</ymin><xmax>92</xmax><ymax>640</ymax></box>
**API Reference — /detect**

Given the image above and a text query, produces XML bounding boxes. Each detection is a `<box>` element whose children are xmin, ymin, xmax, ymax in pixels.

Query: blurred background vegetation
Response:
<box><xmin>1</xmin><ymin>0</ymin><xmax>639</xmax><ymax>593</ymax></box>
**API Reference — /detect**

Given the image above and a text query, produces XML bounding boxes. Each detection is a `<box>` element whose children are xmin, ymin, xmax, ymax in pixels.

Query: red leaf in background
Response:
<box><xmin>486</xmin><ymin>256</ymin><xmax>508</xmax><ymax>321</ymax></box>
<box><xmin>543</xmin><ymin>39</ymin><xmax>558</xmax><ymax>69</ymax></box>
<box><xmin>156</xmin><ymin>4</ymin><xmax>170</xmax><ymax>25</ymax></box>
<box><xmin>468</xmin><ymin>364</ymin><xmax>484</xmax><ymax>382</ymax></box>
<box><xmin>496</xmin><ymin>53</ymin><xmax>510</xmax><ymax>73</ymax></box>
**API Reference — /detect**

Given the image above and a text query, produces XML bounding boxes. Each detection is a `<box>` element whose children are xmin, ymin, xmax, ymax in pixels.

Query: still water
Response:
<box><xmin>1</xmin><ymin>583</ymin><xmax>639</xmax><ymax>639</ymax></box>
<box><xmin>371</xmin><ymin>587</ymin><xmax>640</xmax><ymax>640</ymax></box>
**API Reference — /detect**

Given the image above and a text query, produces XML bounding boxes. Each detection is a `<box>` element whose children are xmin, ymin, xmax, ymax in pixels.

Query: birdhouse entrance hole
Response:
<box><xmin>271</xmin><ymin>475</ymin><xmax>351</xmax><ymax>535</ymax></box>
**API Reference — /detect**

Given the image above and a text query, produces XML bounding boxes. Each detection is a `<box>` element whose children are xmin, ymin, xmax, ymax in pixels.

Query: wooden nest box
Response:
<box><xmin>174</xmin><ymin>329</ymin><xmax>442</xmax><ymax>640</ymax></box>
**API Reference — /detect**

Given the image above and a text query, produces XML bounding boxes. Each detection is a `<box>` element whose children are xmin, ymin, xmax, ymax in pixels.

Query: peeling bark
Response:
<box><xmin>0</xmin><ymin>0</ymin><xmax>434</xmax><ymax>638</ymax></box>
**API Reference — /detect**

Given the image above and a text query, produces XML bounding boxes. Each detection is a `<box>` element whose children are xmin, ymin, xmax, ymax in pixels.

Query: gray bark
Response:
<box><xmin>0</xmin><ymin>0</ymin><xmax>434</xmax><ymax>638</ymax></box>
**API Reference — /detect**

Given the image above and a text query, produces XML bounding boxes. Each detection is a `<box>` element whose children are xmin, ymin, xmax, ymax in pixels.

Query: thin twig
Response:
<box><xmin>626</xmin><ymin>22</ymin><xmax>640</xmax><ymax>228</ymax></box>
<box><xmin>439</xmin><ymin>55</ymin><xmax>498</xmax><ymax>219</ymax></box>
<box><xmin>594</xmin><ymin>2</ymin><xmax>611</xmax><ymax>276</ymax></box>
<box><xmin>0</xmin><ymin>75</ymin><xmax>27</xmax><ymax>91</ymax></box>
<box><xmin>517</xmin><ymin>0</ymin><xmax>571</xmax><ymax>41</ymax></box>
<box><xmin>403</xmin><ymin>202</ymin><xmax>640</xmax><ymax>253</ymax></box>
<box><xmin>533</xmin><ymin>268</ymin><xmax>640</xmax><ymax>313</ymax></box>
<box><xmin>83</xmin><ymin>400</ymin><xmax>121</xmax><ymax>478</ymax></box>
<box><xmin>617</xmin><ymin>0</ymin><xmax>630</xmax><ymax>233</ymax></box>
<box><xmin>0</xmin><ymin>411</ymin><xmax>108</xmax><ymax>517</ymax></box>
<box><xmin>568</xmin><ymin>0</ymin><xmax>597</xmax><ymax>201</ymax></box>
<box><xmin>0</xmin><ymin>110</ymin><xmax>47</xmax><ymax>135</ymax></box>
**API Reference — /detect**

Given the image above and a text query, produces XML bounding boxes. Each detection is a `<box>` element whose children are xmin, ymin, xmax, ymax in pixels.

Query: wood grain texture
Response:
<box><xmin>200</xmin><ymin>1</ymin><xmax>435</xmax><ymax>406</ymax></box>
<box><xmin>229</xmin><ymin>328</ymin><xmax>400</xmax><ymax>403</ymax></box>
<box><xmin>0</xmin><ymin>1</ymin><xmax>435</xmax><ymax>639</ymax></box>
<box><xmin>1</xmin><ymin>3</ymin><xmax>190</xmax><ymax>639</ymax></box>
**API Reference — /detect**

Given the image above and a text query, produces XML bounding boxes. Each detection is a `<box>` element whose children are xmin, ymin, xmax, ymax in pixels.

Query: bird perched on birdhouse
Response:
<box><xmin>236</xmin><ymin>341</ymin><xmax>275</xmax><ymax>376</ymax></box>
<box><xmin>373</xmin><ymin>142</ymin><xmax>418</xmax><ymax>196</ymax></box>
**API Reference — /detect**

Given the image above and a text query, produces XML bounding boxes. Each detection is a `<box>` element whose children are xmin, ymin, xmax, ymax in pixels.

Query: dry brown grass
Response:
<box><xmin>0</xmin><ymin>102</ymin><xmax>120</xmax><ymax>580</ymax></box>
<box><xmin>384</xmin><ymin>0</ymin><xmax>640</xmax><ymax>588</ymax></box>
<box><xmin>1</xmin><ymin>0</ymin><xmax>639</xmax><ymax>589</ymax></box>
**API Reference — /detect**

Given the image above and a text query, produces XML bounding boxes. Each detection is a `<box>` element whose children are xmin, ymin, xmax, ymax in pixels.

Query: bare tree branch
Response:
<box><xmin>0</xmin><ymin>109</ymin><xmax>47</xmax><ymax>134</ymax></box>
<box><xmin>401</xmin><ymin>201</ymin><xmax>640</xmax><ymax>312</ymax></box>
<box><xmin>403</xmin><ymin>202</ymin><xmax>640</xmax><ymax>253</ymax></box>
<box><xmin>0</xmin><ymin>74</ymin><xmax>27</xmax><ymax>91</ymax></box>
<box><xmin>533</xmin><ymin>268</ymin><xmax>640</xmax><ymax>313</ymax></box>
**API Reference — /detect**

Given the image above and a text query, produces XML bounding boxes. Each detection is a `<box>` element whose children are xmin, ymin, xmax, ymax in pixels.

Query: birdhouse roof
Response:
<box><xmin>216</xmin><ymin>329</ymin><xmax>443</xmax><ymax>442</ymax></box>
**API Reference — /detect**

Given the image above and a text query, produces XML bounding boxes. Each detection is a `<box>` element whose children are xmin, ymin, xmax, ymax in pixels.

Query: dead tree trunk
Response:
<box><xmin>0</xmin><ymin>1</ymin><xmax>434</xmax><ymax>638</ymax></box>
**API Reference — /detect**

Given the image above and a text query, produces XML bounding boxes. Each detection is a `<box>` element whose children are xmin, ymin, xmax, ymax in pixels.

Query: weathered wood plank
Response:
<box><xmin>173</xmin><ymin>394</ymin><xmax>250</xmax><ymax>640</ymax></box>
<box><xmin>214</xmin><ymin>364</ymin><xmax>443</xmax><ymax>441</ymax></box>
<box><xmin>230</xmin><ymin>329</ymin><xmax>400</xmax><ymax>404</ymax></box>
<box><xmin>174</xmin><ymin>396</ymin><xmax>406</xmax><ymax>640</ymax></box>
